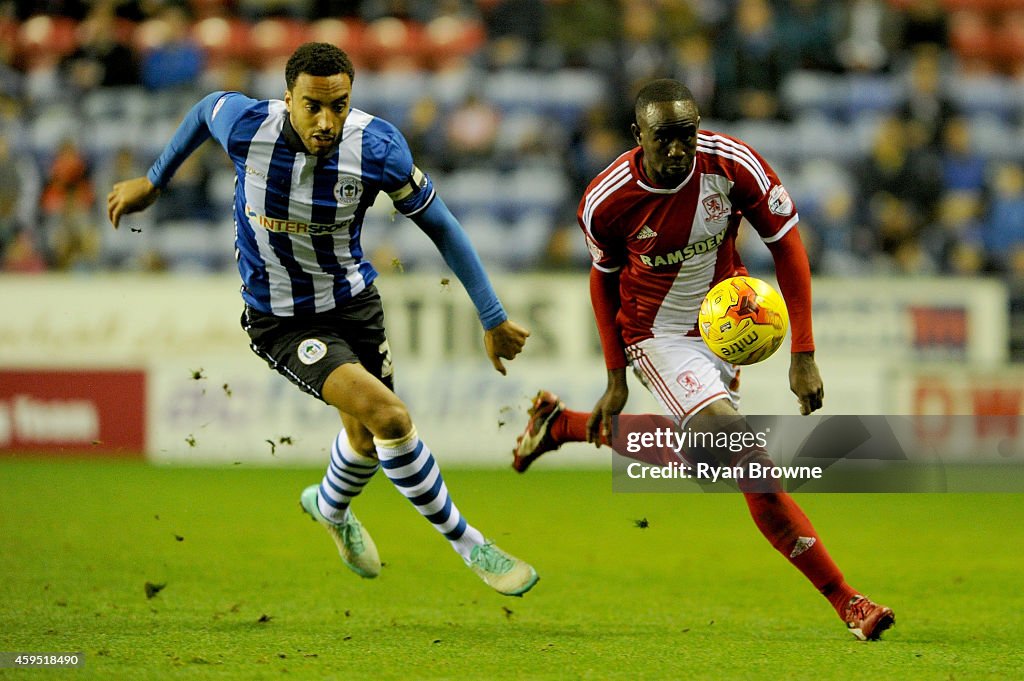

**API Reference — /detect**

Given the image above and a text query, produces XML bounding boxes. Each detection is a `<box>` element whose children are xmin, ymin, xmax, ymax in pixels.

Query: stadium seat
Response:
<box><xmin>132</xmin><ymin>17</ymin><xmax>167</xmax><ymax>52</ymax></box>
<box><xmin>83</xmin><ymin>118</ymin><xmax>144</xmax><ymax>159</ymax></box>
<box><xmin>122</xmin><ymin>88</ymin><xmax>152</xmax><ymax>124</ymax></box>
<box><xmin>507</xmin><ymin>166</ymin><xmax>567</xmax><ymax>218</ymax></box>
<box><xmin>495</xmin><ymin>109</ymin><xmax>547</xmax><ymax>154</ymax></box>
<box><xmin>29</xmin><ymin>105</ymin><xmax>79</xmax><ymax>156</ymax></box>
<box><xmin>155</xmin><ymin>219</ymin><xmax>232</xmax><ymax>271</ymax></box>
<box><xmin>849</xmin><ymin>113</ymin><xmax>888</xmax><ymax>159</ymax></box>
<box><xmin>845</xmin><ymin>74</ymin><xmax>903</xmax><ymax>119</ymax></box>
<box><xmin>780</xmin><ymin>70</ymin><xmax>846</xmax><ymax>120</ymax></box>
<box><xmin>207</xmin><ymin>166</ymin><xmax>237</xmax><ymax>214</ymax></box>
<box><xmin>422</xmin><ymin>15</ymin><xmax>486</xmax><ymax>70</ymax></box>
<box><xmin>725</xmin><ymin>119</ymin><xmax>797</xmax><ymax>164</ymax></box>
<box><xmin>792</xmin><ymin>114</ymin><xmax>862</xmax><ymax>162</ymax></box>
<box><xmin>968</xmin><ymin>113</ymin><xmax>1024</xmax><ymax>161</ymax></box>
<box><xmin>82</xmin><ymin>89</ymin><xmax>125</xmax><ymax>122</ymax></box>
<box><xmin>249</xmin><ymin>66</ymin><xmax>286</xmax><ymax>100</ymax></box>
<box><xmin>949</xmin><ymin>10</ymin><xmax>997</xmax><ymax>62</ymax></box>
<box><xmin>793</xmin><ymin>158</ymin><xmax>854</xmax><ymax>207</ymax></box>
<box><xmin>0</xmin><ymin>17</ymin><xmax>16</xmax><ymax>48</ymax></box>
<box><xmin>355</xmin><ymin>70</ymin><xmax>428</xmax><ymax>122</ymax></box>
<box><xmin>251</xmin><ymin>18</ymin><xmax>308</xmax><ymax>62</ymax></box>
<box><xmin>447</xmin><ymin>210</ymin><xmax>517</xmax><ymax>269</ymax></box>
<box><xmin>192</xmin><ymin>16</ymin><xmax>252</xmax><ymax>65</ymax></box>
<box><xmin>541</xmin><ymin>69</ymin><xmax>606</xmax><ymax>125</ymax></box>
<box><xmin>17</xmin><ymin>15</ymin><xmax>78</xmax><ymax>66</ymax></box>
<box><xmin>110</xmin><ymin>17</ymin><xmax>137</xmax><ymax>45</ymax></box>
<box><xmin>360</xmin><ymin>207</ymin><xmax>460</xmax><ymax>271</ymax></box>
<box><xmin>949</xmin><ymin>74</ymin><xmax>1022</xmax><ymax>119</ymax></box>
<box><xmin>308</xmin><ymin>18</ymin><xmax>366</xmax><ymax>66</ymax></box>
<box><xmin>187</xmin><ymin>0</ymin><xmax>232</xmax><ymax>21</ymax></box>
<box><xmin>506</xmin><ymin>211</ymin><xmax>557</xmax><ymax>269</ymax></box>
<box><xmin>942</xmin><ymin>0</ymin><xmax>1015</xmax><ymax>11</ymax></box>
<box><xmin>438</xmin><ymin>169</ymin><xmax>501</xmax><ymax>217</ymax></box>
<box><xmin>483</xmin><ymin>70</ymin><xmax>545</xmax><ymax>115</ymax></box>
<box><xmin>362</xmin><ymin>17</ymin><xmax>425</xmax><ymax>71</ymax></box>
<box><xmin>994</xmin><ymin>10</ymin><xmax>1024</xmax><ymax>66</ymax></box>
<box><xmin>133</xmin><ymin>116</ymin><xmax>186</xmax><ymax>159</ymax></box>
<box><xmin>463</xmin><ymin>150</ymin><xmax>555</xmax><ymax>221</ymax></box>
<box><xmin>81</xmin><ymin>87</ymin><xmax>150</xmax><ymax>126</ymax></box>
<box><xmin>428</xmin><ymin>69</ymin><xmax>474</xmax><ymax>108</ymax></box>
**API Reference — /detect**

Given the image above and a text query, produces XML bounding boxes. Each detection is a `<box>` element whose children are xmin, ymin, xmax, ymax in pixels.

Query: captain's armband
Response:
<box><xmin>387</xmin><ymin>165</ymin><xmax>428</xmax><ymax>202</ymax></box>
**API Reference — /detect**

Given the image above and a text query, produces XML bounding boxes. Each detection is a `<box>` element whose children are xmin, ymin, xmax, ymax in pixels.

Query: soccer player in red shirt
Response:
<box><xmin>513</xmin><ymin>79</ymin><xmax>894</xmax><ymax>640</ymax></box>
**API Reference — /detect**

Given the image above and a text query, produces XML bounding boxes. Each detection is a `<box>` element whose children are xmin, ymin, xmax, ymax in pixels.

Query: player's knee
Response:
<box><xmin>370</xmin><ymin>404</ymin><xmax>413</xmax><ymax>441</ymax></box>
<box><xmin>733</xmin><ymin>447</ymin><xmax>782</xmax><ymax>493</ymax></box>
<box><xmin>347</xmin><ymin>430</ymin><xmax>377</xmax><ymax>457</ymax></box>
<box><xmin>735</xmin><ymin>448</ymin><xmax>775</xmax><ymax>469</ymax></box>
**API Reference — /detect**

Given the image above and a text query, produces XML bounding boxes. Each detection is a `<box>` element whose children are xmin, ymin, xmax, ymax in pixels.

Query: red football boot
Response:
<box><xmin>512</xmin><ymin>391</ymin><xmax>565</xmax><ymax>473</ymax></box>
<box><xmin>843</xmin><ymin>595</ymin><xmax>895</xmax><ymax>641</ymax></box>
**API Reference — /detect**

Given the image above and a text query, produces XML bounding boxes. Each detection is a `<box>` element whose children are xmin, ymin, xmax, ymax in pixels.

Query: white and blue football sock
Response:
<box><xmin>317</xmin><ymin>428</ymin><xmax>380</xmax><ymax>523</ymax></box>
<box><xmin>375</xmin><ymin>427</ymin><xmax>486</xmax><ymax>562</ymax></box>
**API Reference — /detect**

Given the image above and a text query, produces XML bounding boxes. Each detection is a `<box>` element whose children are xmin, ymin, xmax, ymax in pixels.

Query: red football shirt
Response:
<box><xmin>578</xmin><ymin>130</ymin><xmax>803</xmax><ymax>348</ymax></box>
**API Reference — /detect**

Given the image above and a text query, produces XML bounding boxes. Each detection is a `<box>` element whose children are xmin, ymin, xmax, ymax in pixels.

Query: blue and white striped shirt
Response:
<box><xmin>147</xmin><ymin>91</ymin><xmax>505</xmax><ymax>326</ymax></box>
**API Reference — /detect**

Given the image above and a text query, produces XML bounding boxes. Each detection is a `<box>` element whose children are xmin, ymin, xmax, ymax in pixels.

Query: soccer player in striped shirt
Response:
<box><xmin>107</xmin><ymin>42</ymin><xmax>537</xmax><ymax>596</ymax></box>
<box><xmin>512</xmin><ymin>79</ymin><xmax>894</xmax><ymax>636</ymax></box>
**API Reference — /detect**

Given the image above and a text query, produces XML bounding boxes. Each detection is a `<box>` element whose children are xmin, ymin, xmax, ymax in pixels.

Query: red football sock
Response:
<box><xmin>743</xmin><ymin>491</ymin><xmax>859</xmax><ymax>616</ymax></box>
<box><xmin>550</xmin><ymin>411</ymin><xmax>685</xmax><ymax>466</ymax></box>
<box><xmin>550</xmin><ymin>408</ymin><xmax>589</xmax><ymax>444</ymax></box>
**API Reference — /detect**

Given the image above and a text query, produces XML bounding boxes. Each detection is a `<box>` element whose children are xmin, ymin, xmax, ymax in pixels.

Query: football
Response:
<box><xmin>698</xmin><ymin>276</ymin><xmax>789</xmax><ymax>365</ymax></box>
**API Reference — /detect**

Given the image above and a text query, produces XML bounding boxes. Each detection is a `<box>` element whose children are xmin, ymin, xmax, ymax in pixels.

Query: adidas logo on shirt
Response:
<box><xmin>636</xmin><ymin>225</ymin><xmax>658</xmax><ymax>240</ymax></box>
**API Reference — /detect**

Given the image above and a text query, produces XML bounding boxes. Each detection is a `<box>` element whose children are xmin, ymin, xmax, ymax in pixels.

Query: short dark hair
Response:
<box><xmin>634</xmin><ymin>78</ymin><xmax>698</xmax><ymax>122</ymax></box>
<box><xmin>285</xmin><ymin>42</ymin><xmax>355</xmax><ymax>90</ymax></box>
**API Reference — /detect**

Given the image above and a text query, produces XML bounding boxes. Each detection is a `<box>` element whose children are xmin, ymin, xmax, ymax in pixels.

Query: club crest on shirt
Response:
<box><xmin>677</xmin><ymin>371</ymin><xmax>703</xmax><ymax>398</ymax></box>
<box><xmin>334</xmin><ymin>175</ymin><xmax>363</xmax><ymax>205</ymax></box>
<box><xmin>768</xmin><ymin>184</ymin><xmax>794</xmax><ymax>216</ymax></box>
<box><xmin>298</xmin><ymin>338</ymin><xmax>327</xmax><ymax>365</ymax></box>
<box><xmin>702</xmin><ymin>193</ymin><xmax>731</xmax><ymax>223</ymax></box>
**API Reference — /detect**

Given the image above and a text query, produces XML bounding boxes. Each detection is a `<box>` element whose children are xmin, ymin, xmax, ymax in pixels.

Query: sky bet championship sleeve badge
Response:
<box><xmin>298</xmin><ymin>338</ymin><xmax>328</xmax><ymax>365</ymax></box>
<box><xmin>768</xmin><ymin>184</ymin><xmax>794</xmax><ymax>216</ymax></box>
<box><xmin>334</xmin><ymin>176</ymin><xmax>363</xmax><ymax>205</ymax></box>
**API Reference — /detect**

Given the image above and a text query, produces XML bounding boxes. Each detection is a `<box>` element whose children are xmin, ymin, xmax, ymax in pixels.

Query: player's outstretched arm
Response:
<box><xmin>484</xmin><ymin>319</ymin><xmax>530</xmax><ymax>376</ymax></box>
<box><xmin>108</xmin><ymin>92</ymin><xmax>241</xmax><ymax>229</ymax></box>
<box><xmin>409</xmin><ymin>193</ymin><xmax>533</xmax><ymax>374</ymax></box>
<box><xmin>790</xmin><ymin>351</ymin><xmax>824</xmax><ymax>415</ymax></box>
<box><xmin>412</xmin><ymin>196</ymin><xmax>505</xmax><ymax>323</ymax></box>
<box><xmin>107</xmin><ymin>177</ymin><xmax>160</xmax><ymax>228</ymax></box>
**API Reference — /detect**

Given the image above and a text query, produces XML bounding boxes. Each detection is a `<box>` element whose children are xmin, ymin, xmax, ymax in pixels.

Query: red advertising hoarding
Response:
<box><xmin>0</xmin><ymin>369</ymin><xmax>145</xmax><ymax>457</ymax></box>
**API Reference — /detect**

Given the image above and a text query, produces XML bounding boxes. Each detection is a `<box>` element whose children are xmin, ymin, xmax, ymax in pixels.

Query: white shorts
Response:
<box><xmin>626</xmin><ymin>335</ymin><xmax>740</xmax><ymax>421</ymax></box>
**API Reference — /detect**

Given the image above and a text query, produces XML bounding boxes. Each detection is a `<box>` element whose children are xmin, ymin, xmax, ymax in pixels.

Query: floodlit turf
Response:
<box><xmin>1</xmin><ymin>459</ymin><xmax>1022</xmax><ymax>680</ymax></box>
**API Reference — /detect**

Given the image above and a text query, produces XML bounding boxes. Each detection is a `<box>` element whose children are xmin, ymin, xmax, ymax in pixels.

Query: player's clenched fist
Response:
<box><xmin>484</xmin><ymin>320</ymin><xmax>530</xmax><ymax>375</ymax></box>
<box><xmin>107</xmin><ymin>176</ymin><xmax>161</xmax><ymax>228</ymax></box>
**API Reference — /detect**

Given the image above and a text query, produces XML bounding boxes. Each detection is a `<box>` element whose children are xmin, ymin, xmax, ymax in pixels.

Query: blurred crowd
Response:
<box><xmin>1</xmin><ymin>0</ymin><xmax>1024</xmax><ymax>282</ymax></box>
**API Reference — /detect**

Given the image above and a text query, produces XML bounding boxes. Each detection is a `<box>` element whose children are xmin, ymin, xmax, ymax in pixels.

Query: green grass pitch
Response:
<box><xmin>1</xmin><ymin>459</ymin><xmax>1022</xmax><ymax>680</ymax></box>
